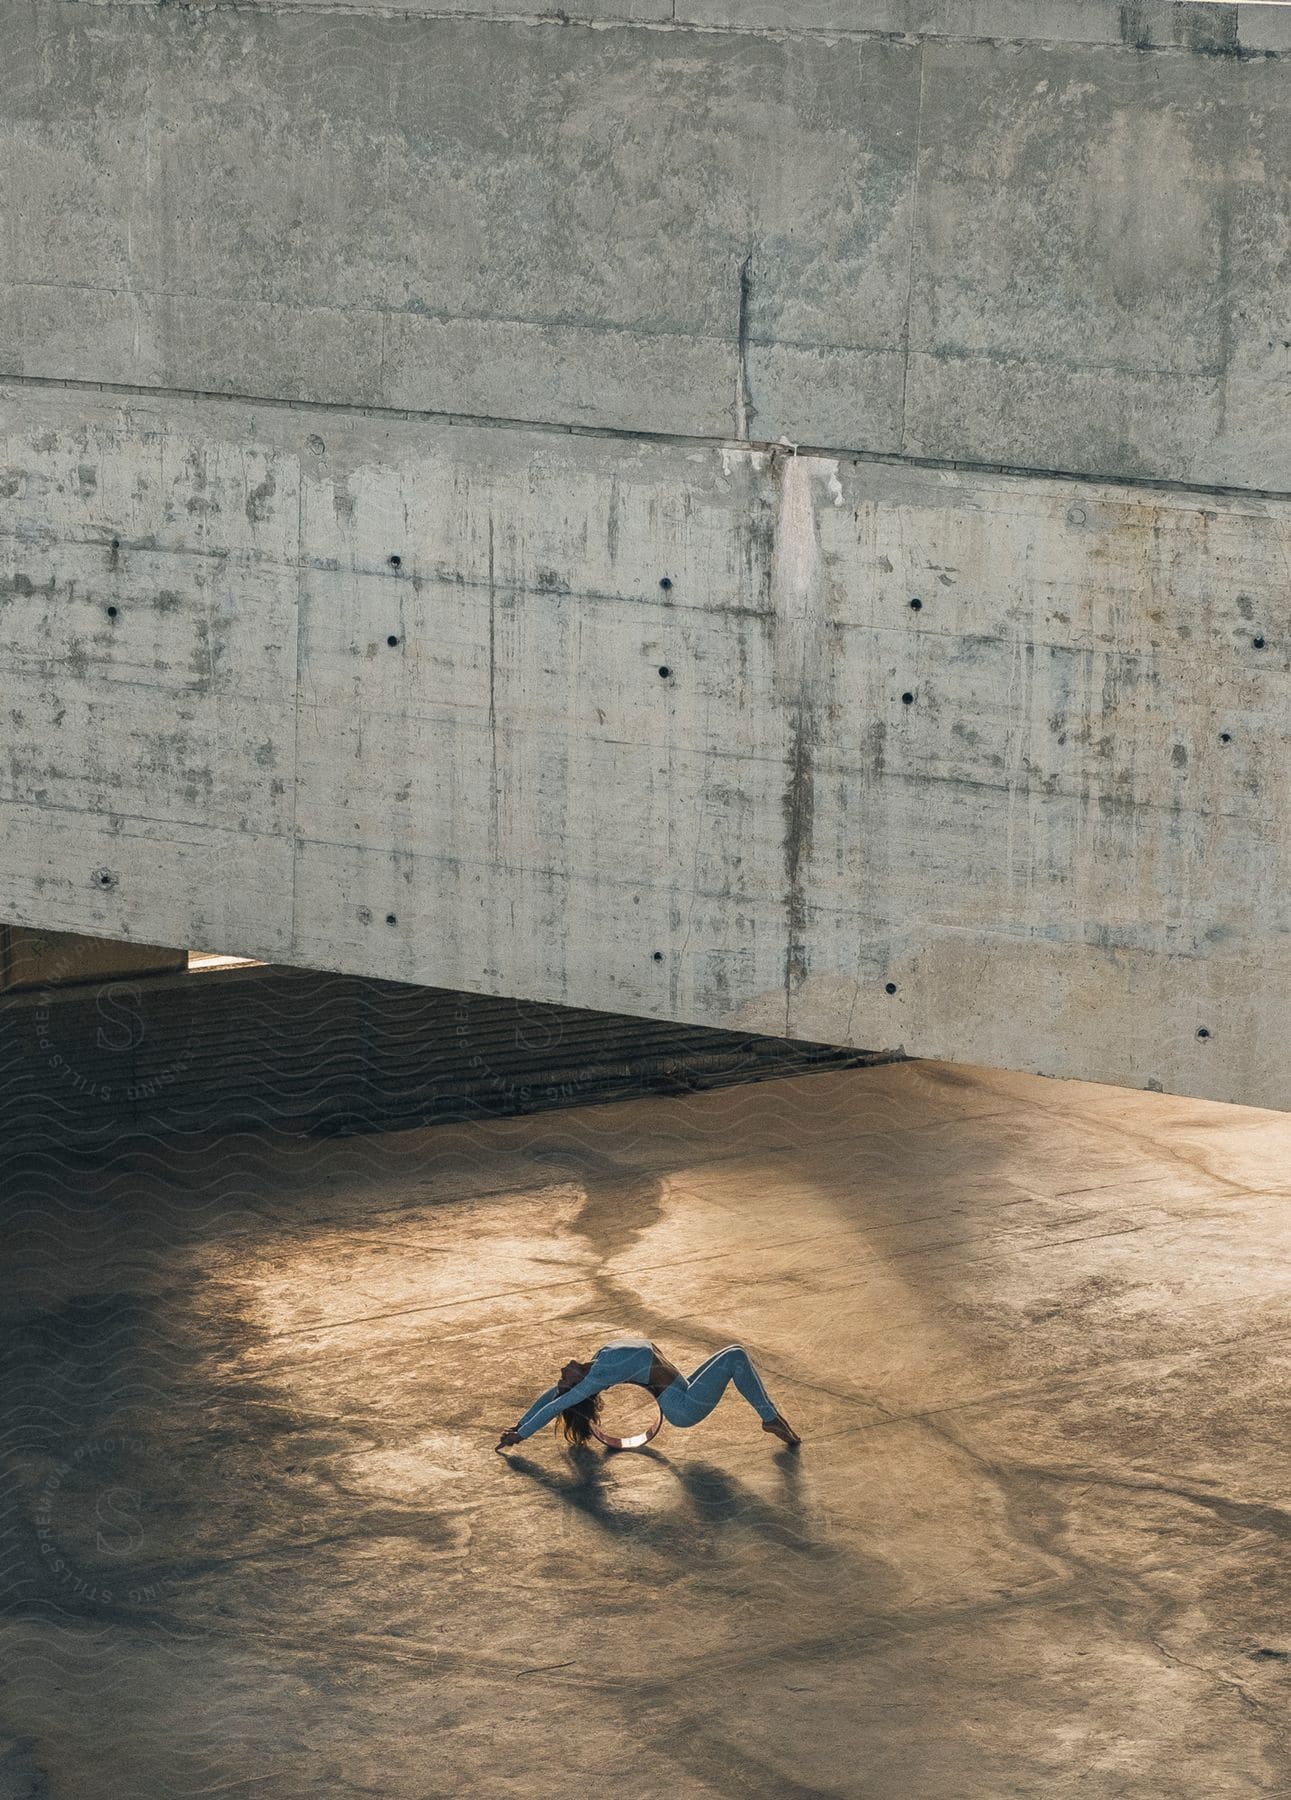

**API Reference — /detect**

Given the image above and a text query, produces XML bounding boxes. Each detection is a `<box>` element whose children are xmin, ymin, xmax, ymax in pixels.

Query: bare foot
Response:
<box><xmin>763</xmin><ymin>1415</ymin><xmax>801</xmax><ymax>1447</ymax></box>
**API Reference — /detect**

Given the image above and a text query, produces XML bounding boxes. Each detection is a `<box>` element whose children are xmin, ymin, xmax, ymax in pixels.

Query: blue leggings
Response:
<box><xmin>657</xmin><ymin>1345</ymin><xmax>780</xmax><ymax>1428</ymax></box>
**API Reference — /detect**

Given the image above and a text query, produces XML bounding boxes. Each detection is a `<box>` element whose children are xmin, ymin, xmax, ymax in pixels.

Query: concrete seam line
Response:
<box><xmin>3</xmin><ymin>372</ymin><xmax>1289</xmax><ymax>507</ymax></box>
<box><xmin>42</xmin><ymin>2</ymin><xmax>1289</xmax><ymax>59</ymax></box>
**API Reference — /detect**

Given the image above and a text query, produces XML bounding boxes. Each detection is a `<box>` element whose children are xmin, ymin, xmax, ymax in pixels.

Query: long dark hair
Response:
<box><xmin>557</xmin><ymin>1390</ymin><xmax>602</xmax><ymax>1446</ymax></box>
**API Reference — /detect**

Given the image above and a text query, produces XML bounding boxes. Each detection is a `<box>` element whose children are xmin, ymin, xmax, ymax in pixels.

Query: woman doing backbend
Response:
<box><xmin>495</xmin><ymin>1333</ymin><xmax>801</xmax><ymax>1451</ymax></box>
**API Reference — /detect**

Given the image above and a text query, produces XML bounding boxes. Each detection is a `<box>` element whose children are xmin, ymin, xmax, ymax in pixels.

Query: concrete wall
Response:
<box><xmin>7</xmin><ymin>2</ymin><xmax>1290</xmax><ymax>488</ymax></box>
<box><xmin>2</xmin><ymin>1</ymin><xmax>1289</xmax><ymax>1107</ymax></box>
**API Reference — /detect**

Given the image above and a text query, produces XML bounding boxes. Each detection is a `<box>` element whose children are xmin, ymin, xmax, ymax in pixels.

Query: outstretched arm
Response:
<box><xmin>500</xmin><ymin>1367</ymin><xmax>604</xmax><ymax>1446</ymax></box>
<box><xmin>514</xmin><ymin>1384</ymin><xmax>561</xmax><ymax>1436</ymax></box>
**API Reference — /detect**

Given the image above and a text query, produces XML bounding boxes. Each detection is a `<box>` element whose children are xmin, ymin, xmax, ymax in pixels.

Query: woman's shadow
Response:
<box><xmin>504</xmin><ymin>1442</ymin><xmax>832</xmax><ymax>1562</ymax></box>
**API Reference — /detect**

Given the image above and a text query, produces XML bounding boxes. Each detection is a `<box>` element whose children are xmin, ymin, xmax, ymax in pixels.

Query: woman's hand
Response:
<box><xmin>495</xmin><ymin>1428</ymin><xmax>524</xmax><ymax>1452</ymax></box>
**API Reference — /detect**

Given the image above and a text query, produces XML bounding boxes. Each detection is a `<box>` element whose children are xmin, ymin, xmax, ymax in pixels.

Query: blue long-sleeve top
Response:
<box><xmin>512</xmin><ymin>1335</ymin><xmax>655</xmax><ymax>1439</ymax></box>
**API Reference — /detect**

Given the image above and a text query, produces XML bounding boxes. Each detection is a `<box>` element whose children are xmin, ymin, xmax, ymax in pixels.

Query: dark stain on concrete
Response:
<box><xmin>782</xmin><ymin>706</ymin><xmax>815</xmax><ymax>1014</ymax></box>
<box><xmin>1175</xmin><ymin>2</ymin><xmax>1240</xmax><ymax>55</ymax></box>
<box><xmin>744</xmin><ymin>497</ymin><xmax>776</xmax><ymax>611</ymax></box>
<box><xmin>735</xmin><ymin>247</ymin><xmax>756</xmax><ymax>440</ymax></box>
<box><xmin>606</xmin><ymin>475</ymin><xmax>621</xmax><ymax>565</ymax></box>
<box><xmin>187</xmin><ymin>622</ymin><xmax>220</xmax><ymax>687</ymax></box>
<box><xmin>246</xmin><ymin>472</ymin><xmax>276</xmax><ymax>525</ymax></box>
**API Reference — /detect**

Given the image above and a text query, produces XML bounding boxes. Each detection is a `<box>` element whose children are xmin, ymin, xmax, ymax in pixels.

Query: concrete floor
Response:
<box><xmin>2</xmin><ymin>1059</ymin><xmax>1289</xmax><ymax>1798</ymax></box>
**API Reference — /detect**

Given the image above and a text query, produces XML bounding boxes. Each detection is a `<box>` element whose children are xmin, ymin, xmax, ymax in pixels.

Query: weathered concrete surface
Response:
<box><xmin>2</xmin><ymin>2</ymin><xmax>1290</xmax><ymax>1110</ymax></box>
<box><xmin>2</xmin><ymin>1059</ymin><xmax>1290</xmax><ymax>1797</ymax></box>
<box><xmin>904</xmin><ymin>36</ymin><xmax>1291</xmax><ymax>492</ymax></box>
<box><xmin>3</xmin><ymin>383</ymin><xmax>1289</xmax><ymax>1106</ymax></box>
<box><xmin>4</xmin><ymin>3</ymin><xmax>1289</xmax><ymax>486</ymax></box>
